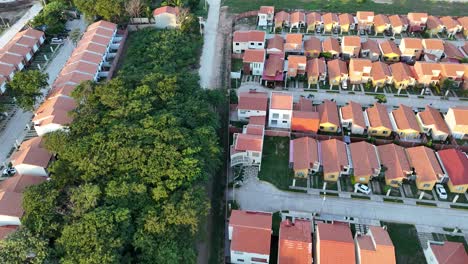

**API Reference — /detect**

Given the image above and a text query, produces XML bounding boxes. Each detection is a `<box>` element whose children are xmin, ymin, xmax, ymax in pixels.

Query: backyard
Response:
<box><xmin>382</xmin><ymin>222</ymin><xmax>426</xmax><ymax>264</ymax></box>
<box><xmin>223</xmin><ymin>0</ymin><xmax>468</xmax><ymax>16</ymax></box>
<box><xmin>258</xmin><ymin>136</ymin><xmax>294</xmax><ymax>190</ymax></box>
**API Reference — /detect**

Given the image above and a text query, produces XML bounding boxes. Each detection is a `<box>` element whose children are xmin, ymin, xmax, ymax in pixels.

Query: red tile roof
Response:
<box><xmin>249</xmin><ymin>115</ymin><xmax>266</xmax><ymax>126</ymax></box>
<box><xmin>264</xmin><ymin>54</ymin><xmax>284</xmax><ymax>77</ymax></box>
<box><xmin>275</xmin><ymin>11</ymin><xmax>290</xmax><ymax>25</ymax></box>
<box><xmin>350</xmin><ymin>141</ymin><xmax>380</xmax><ymax>178</ymax></box>
<box><xmin>338</xmin><ymin>13</ymin><xmax>354</xmax><ymax>26</ymax></box>
<box><xmin>238</xmin><ymin>91</ymin><xmax>268</xmax><ymax>111</ymax></box>
<box><xmin>290</xmin><ymin>11</ymin><xmax>305</xmax><ymax>25</ymax></box>
<box><xmin>379</xmin><ymin>40</ymin><xmax>401</xmax><ymax>55</ymax></box>
<box><xmin>0</xmin><ymin>226</ymin><xmax>17</xmax><ymax>240</ymax></box>
<box><xmin>0</xmin><ymin>174</ymin><xmax>46</xmax><ymax>193</ymax></box>
<box><xmin>418</xmin><ymin>106</ymin><xmax>449</xmax><ymax>134</ymax></box>
<box><xmin>443</xmin><ymin>42</ymin><xmax>464</xmax><ymax>59</ymax></box>
<box><xmin>233</xmin><ymin>30</ymin><xmax>266</xmax><ymax>43</ymax></box>
<box><xmin>267</xmin><ymin>35</ymin><xmax>284</xmax><ymax>53</ymax></box>
<box><xmin>230</xmin><ymin>210</ymin><xmax>272</xmax><ymax>255</ymax></box>
<box><xmin>306</xmin><ymin>58</ymin><xmax>326</xmax><ymax>78</ymax></box>
<box><xmin>230</xmin><ymin>210</ymin><xmax>272</xmax><ymax>230</ymax></box>
<box><xmin>377</xmin><ymin>144</ymin><xmax>411</xmax><ymax>181</ymax></box>
<box><xmin>437</xmin><ymin>149</ymin><xmax>468</xmax><ymax>186</ymax></box>
<box><xmin>304</xmin><ymin>37</ymin><xmax>322</xmax><ymax>52</ymax></box>
<box><xmin>292</xmin><ymin>137</ymin><xmax>319</xmax><ymax>171</ymax></box>
<box><xmin>245</xmin><ymin>124</ymin><xmax>264</xmax><ymax>136</ymax></box>
<box><xmin>390</xmin><ymin>62</ymin><xmax>414</xmax><ymax>83</ymax></box>
<box><xmin>321</xmin><ymin>139</ymin><xmax>349</xmax><ymax>175</ymax></box>
<box><xmin>430</xmin><ymin>241</ymin><xmax>468</xmax><ymax>264</ymax></box>
<box><xmin>243</xmin><ymin>49</ymin><xmax>265</xmax><ymax>63</ymax></box>
<box><xmin>361</xmin><ymin>39</ymin><xmax>381</xmax><ymax>55</ymax></box>
<box><xmin>317</xmin><ymin>222</ymin><xmax>355</xmax><ymax>264</ymax></box>
<box><xmin>285</xmin><ymin>34</ymin><xmax>303</xmax><ymax>51</ymax></box>
<box><xmin>10</xmin><ymin>137</ymin><xmax>51</xmax><ymax>168</ymax></box>
<box><xmin>235</xmin><ymin>133</ymin><xmax>263</xmax><ymax>152</ymax></box>
<box><xmin>292</xmin><ymin>111</ymin><xmax>320</xmax><ymax>133</ymax></box>
<box><xmin>357</xmin><ymin>226</ymin><xmax>396</xmax><ymax>264</ymax></box>
<box><xmin>0</xmin><ymin>191</ymin><xmax>23</xmax><ymax>217</ymax></box>
<box><xmin>317</xmin><ymin>100</ymin><xmax>340</xmax><ymax>127</ymax></box>
<box><xmin>259</xmin><ymin>6</ymin><xmax>274</xmax><ymax>14</ymax></box>
<box><xmin>306</xmin><ymin>12</ymin><xmax>321</xmax><ymax>26</ymax></box>
<box><xmin>371</xmin><ymin>61</ymin><xmax>392</xmax><ymax>81</ymax></box>
<box><xmin>366</xmin><ymin>103</ymin><xmax>392</xmax><ymax>129</ymax></box>
<box><xmin>327</xmin><ymin>59</ymin><xmax>347</xmax><ymax>80</ymax></box>
<box><xmin>341</xmin><ymin>101</ymin><xmax>366</xmax><ymax>128</ymax></box>
<box><xmin>392</xmin><ymin>104</ymin><xmax>419</xmax><ymax>131</ymax></box>
<box><xmin>33</xmin><ymin>96</ymin><xmax>77</xmax><ymax>126</ymax></box>
<box><xmin>271</xmin><ymin>92</ymin><xmax>293</xmax><ymax>110</ymax></box>
<box><xmin>374</xmin><ymin>14</ymin><xmax>390</xmax><ymax>27</ymax></box>
<box><xmin>153</xmin><ymin>6</ymin><xmax>179</xmax><ymax>16</ymax></box>
<box><xmin>278</xmin><ymin>219</ymin><xmax>312</xmax><ymax>264</ymax></box>
<box><xmin>322</xmin><ymin>37</ymin><xmax>340</xmax><ymax>53</ymax></box>
<box><xmin>322</xmin><ymin>13</ymin><xmax>338</xmax><ymax>25</ymax></box>
<box><xmin>406</xmin><ymin>146</ymin><xmax>443</xmax><ymax>183</ymax></box>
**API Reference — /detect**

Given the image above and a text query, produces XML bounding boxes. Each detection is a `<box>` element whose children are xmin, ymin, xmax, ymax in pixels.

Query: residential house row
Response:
<box><xmin>256</xmin><ymin>6</ymin><xmax>468</xmax><ymax>40</ymax></box>
<box><xmin>0</xmin><ymin>28</ymin><xmax>45</xmax><ymax>94</ymax></box>
<box><xmin>0</xmin><ymin>20</ymin><xmax>127</xmax><ymax>240</ymax></box>
<box><xmin>229</xmin><ymin>209</ymin><xmax>405</xmax><ymax>264</ymax></box>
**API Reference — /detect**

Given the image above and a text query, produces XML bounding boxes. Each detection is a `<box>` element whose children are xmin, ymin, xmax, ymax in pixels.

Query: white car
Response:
<box><xmin>435</xmin><ymin>184</ymin><xmax>448</xmax><ymax>200</ymax></box>
<box><xmin>51</xmin><ymin>37</ymin><xmax>64</xmax><ymax>44</ymax></box>
<box><xmin>2</xmin><ymin>167</ymin><xmax>16</xmax><ymax>176</ymax></box>
<box><xmin>354</xmin><ymin>183</ymin><xmax>371</xmax><ymax>194</ymax></box>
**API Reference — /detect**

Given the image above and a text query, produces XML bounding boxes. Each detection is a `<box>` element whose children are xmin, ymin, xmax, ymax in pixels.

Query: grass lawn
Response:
<box><xmin>382</xmin><ymin>222</ymin><xmax>426</xmax><ymax>264</ymax></box>
<box><xmin>258</xmin><ymin>137</ymin><xmax>294</xmax><ymax>190</ymax></box>
<box><xmin>222</xmin><ymin>0</ymin><xmax>468</xmax><ymax>16</ymax></box>
<box><xmin>231</xmin><ymin>58</ymin><xmax>243</xmax><ymax>72</ymax></box>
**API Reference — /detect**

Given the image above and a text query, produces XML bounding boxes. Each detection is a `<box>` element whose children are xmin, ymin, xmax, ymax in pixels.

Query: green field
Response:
<box><xmin>258</xmin><ymin>137</ymin><xmax>294</xmax><ymax>190</ymax></box>
<box><xmin>223</xmin><ymin>0</ymin><xmax>468</xmax><ymax>16</ymax></box>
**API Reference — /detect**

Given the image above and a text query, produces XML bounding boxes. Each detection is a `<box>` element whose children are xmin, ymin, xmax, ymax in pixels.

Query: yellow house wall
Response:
<box><xmin>368</xmin><ymin>126</ymin><xmax>392</xmax><ymax>137</ymax></box>
<box><xmin>354</xmin><ymin>174</ymin><xmax>371</xmax><ymax>184</ymax></box>
<box><xmin>447</xmin><ymin>180</ymin><xmax>468</xmax><ymax>194</ymax></box>
<box><xmin>394</xmin><ymin>79</ymin><xmax>411</xmax><ymax>89</ymax></box>
<box><xmin>397</xmin><ymin>128</ymin><xmax>420</xmax><ymax>138</ymax></box>
<box><xmin>307</xmin><ymin>24</ymin><xmax>316</xmax><ymax>32</ymax></box>
<box><xmin>416</xmin><ymin>179</ymin><xmax>437</xmax><ymax>191</ymax></box>
<box><xmin>386</xmin><ymin>177</ymin><xmax>404</xmax><ymax>188</ymax></box>
<box><xmin>382</xmin><ymin>53</ymin><xmax>400</xmax><ymax>62</ymax></box>
<box><xmin>324</xmin><ymin>23</ymin><xmax>333</xmax><ymax>32</ymax></box>
<box><xmin>324</xmin><ymin>172</ymin><xmax>339</xmax><ymax>182</ymax></box>
<box><xmin>372</xmin><ymin>78</ymin><xmax>387</xmax><ymax>87</ymax></box>
<box><xmin>375</xmin><ymin>25</ymin><xmax>387</xmax><ymax>33</ymax></box>
<box><xmin>319</xmin><ymin>122</ymin><xmax>338</xmax><ymax>132</ymax></box>
<box><xmin>329</xmin><ymin>76</ymin><xmax>342</xmax><ymax>86</ymax></box>
<box><xmin>341</xmin><ymin>24</ymin><xmax>350</xmax><ymax>33</ymax></box>
<box><xmin>454</xmin><ymin>124</ymin><xmax>468</xmax><ymax>135</ymax></box>
<box><xmin>294</xmin><ymin>168</ymin><xmax>309</xmax><ymax>178</ymax></box>
<box><xmin>308</xmin><ymin>76</ymin><xmax>319</xmax><ymax>85</ymax></box>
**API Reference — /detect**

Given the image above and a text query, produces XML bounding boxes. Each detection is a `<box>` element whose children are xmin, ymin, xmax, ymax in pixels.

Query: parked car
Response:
<box><xmin>354</xmin><ymin>183</ymin><xmax>371</xmax><ymax>194</ymax></box>
<box><xmin>51</xmin><ymin>38</ymin><xmax>64</xmax><ymax>44</ymax></box>
<box><xmin>2</xmin><ymin>167</ymin><xmax>16</xmax><ymax>176</ymax></box>
<box><xmin>341</xmin><ymin>80</ymin><xmax>348</xmax><ymax>90</ymax></box>
<box><xmin>435</xmin><ymin>184</ymin><xmax>448</xmax><ymax>200</ymax></box>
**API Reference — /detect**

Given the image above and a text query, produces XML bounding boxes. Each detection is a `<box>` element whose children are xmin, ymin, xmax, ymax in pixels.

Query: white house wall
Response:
<box><xmin>0</xmin><ymin>215</ymin><xmax>21</xmax><ymax>226</ymax></box>
<box><xmin>14</xmin><ymin>164</ymin><xmax>48</xmax><ymax>177</ymax></box>
<box><xmin>269</xmin><ymin>109</ymin><xmax>292</xmax><ymax>129</ymax></box>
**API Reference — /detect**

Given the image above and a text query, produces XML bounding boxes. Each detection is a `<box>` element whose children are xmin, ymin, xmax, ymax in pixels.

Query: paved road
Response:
<box><xmin>0</xmin><ymin>2</ymin><xmax>43</xmax><ymax>47</ymax></box>
<box><xmin>198</xmin><ymin>0</ymin><xmax>221</xmax><ymax>89</ymax></box>
<box><xmin>0</xmin><ymin>17</ymin><xmax>87</xmax><ymax>167</ymax></box>
<box><xmin>231</xmin><ymin>177</ymin><xmax>468</xmax><ymax>229</ymax></box>
<box><xmin>238</xmin><ymin>83</ymin><xmax>468</xmax><ymax>112</ymax></box>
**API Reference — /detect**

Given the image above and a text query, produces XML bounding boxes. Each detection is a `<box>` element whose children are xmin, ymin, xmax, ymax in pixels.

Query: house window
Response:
<box><xmin>423</xmin><ymin>183</ymin><xmax>430</xmax><ymax>188</ymax></box>
<box><xmin>371</xmin><ymin>130</ymin><xmax>377</xmax><ymax>133</ymax></box>
<box><xmin>391</xmin><ymin>180</ymin><xmax>399</xmax><ymax>185</ymax></box>
<box><xmin>237</xmin><ymin>259</ymin><xmax>245</xmax><ymax>262</ymax></box>
<box><xmin>251</xmin><ymin>257</ymin><xmax>268</xmax><ymax>263</ymax></box>
<box><xmin>273</xmin><ymin>113</ymin><xmax>279</xmax><ymax>118</ymax></box>
<box><xmin>329</xmin><ymin>175</ymin><xmax>336</xmax><ymax>179</ymax></box>
<box><xmin>240</xmin><ymin>110</ymin><xmax>247</xmax><ymax>114</ymax></box>
<box><xmin>234</xmin><ymin>251</ymin><xmax>244</xmax><ymax>254</ymax></box>
<box><xmin>271</xmin><ymin>120</ymin><xmax>278</xmax><ymax>125</ymax></box>
<box><xmin>235</xmin><ymin>43</ymin><xmax>239</xmax><ymax>46</ymax></box>
<box><xmin>457</xmin><ymin>186</ymin><xmax>463</xmax><ymax>191</ymax></box>
<box><xmin>329</xmin><ymin>127</ymin><xmax>334</xmax><ymax>131</ymax></box>
<box><xmin>360</xmin><ymin>177</ymin><xmax>366</xmax><ymax>182</ymax></box>
<box><xmin>252</xmin><ymin>152</ymin><xmax>260</xmax><ymax>157</ymax></box>
<box><xmin>283</xmin><ymin>114</ymin><xmax>290</xmax><ymax>119</ymax></box>
<box><xmin>258</xmin><ymin>43</ymin><xmax>262</xmax><ymax>46</ymax></box>
<box><xmin>320</xmin><ymin>126</ymin><xmax>324</xmax><ymax>129</ymax></box>
<box><xmin>382</xmin><ymin>131</ymin><xmax>388</xmax><ymax>134</ymax></box>
<box><xmin>282</xmin><ymin>120</ymin><xmax>288</xmax><ymax>124</ymax></box>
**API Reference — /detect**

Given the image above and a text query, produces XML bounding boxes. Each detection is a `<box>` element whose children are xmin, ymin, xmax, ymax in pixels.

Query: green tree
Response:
<box><xmin>73</xmin><ymin>0</ymin><xmax>126</xmax><ymax>22</ymax></box>
<box><xmin>30</xmin><ymin>1</ymin><xmax>67</xmax><ymax>34</ymax></box>
<box><xmin>6</xmin><ymin>70</ymin><xmax>48</xmax><ymax>111</ymax></box>
<box><xmin>375</xmin><ymin>94</ymin><xmax>387</xmax><ymax>103</ymax></box>
<box><xmin>69</xmin><ymin>28</ymin><xmax>82</xmax><ymax>46</ymax></box>
<box><xmin>0</xmin><ymin>228</ymin><xmax>49</xmax><ymax>264</ymax></box>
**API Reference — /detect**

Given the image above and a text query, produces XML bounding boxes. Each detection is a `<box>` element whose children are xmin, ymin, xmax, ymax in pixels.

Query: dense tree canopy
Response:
<box><xmin>30</xmin><ymin>1</ymin><xmax>68</xmax><ymax>35</ymax></box>
<box><xmin>6</xmin><ymin>70</ymin><xmax>48</xmax><ymax>111</ymax></box>
<box><xmin>0</xmin><ymin>28</ymin><xmax>222</xmax><ymax>263</ymax></box>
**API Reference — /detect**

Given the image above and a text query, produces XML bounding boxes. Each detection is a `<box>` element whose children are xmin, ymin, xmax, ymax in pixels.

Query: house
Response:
<box><xmin>278</xmin><ymin>219</ymin><xmax>312</xmax><ymax>264</ymax></box>
<box><xmin>356</xmin><ymin>11</ymin><xmax>374</xmax><ymax>32</ymax></box>
<box><xmin>321</xmin><ymin>139</ymin><xmax>350</xmax><ymax>181</ymax></box>
<box><xmin>0</xmin><ymin>52</ymin><xmax>25</xmax><ymax>72</ymax></box>
<box><xmin>322</xmin><ymin>13</ymin><xmax>339</xmax><ymax>33</ymax></box>
<box><xmin>322</xmin><ymin>37</ymin><xmax>341</xmax><ymax>59</ymax></box>
<box><xmin>153</xmin><ymin>6</ymin><xmax>179</xmax><ymax>29</ymax></box>
<box><xmin>364</xmin><ymin>103</ymin><xmax>393</xmax><ymax>138</ymax></box>
<box><xmin>440</xmin><ymin>63</ymin><xmax>465</xmax><ymax>87</ymax></box>
<box><xmin>374</xmin><ymin>14</ymin><xmax>391</xmax><ymax>35</ymax></box>
<box><xmin>389</xmin><ymin>15</ymin><xmax>408</xmax><ymax>36</ymax></box>
<box><xmin>230</xmin><ymin>124</ymin><xmax>264</xmax><ymax>169</ymax></box>
<box><xmin>269</xmin><ymin>92</ymin><xmax>293</xmax><ymax>129</ymax></box>
<box><xmin>284</xmin><ymin>34</ymin><xmax>303</xmax><ymax>53</ymax></box>
<box><xmin>399</xmin><ymin>38</ymin><xmax>423</xmax><ymax>62</ymax></box>
<box><xmin>371</xmin><ymin>61</ymin><xmax>392</xmax><ymax>88</ymax></box>
<box><xmin>33</xmin><ymin>95</ymin><xmax>77</xmax><ymax>136</ymax></box>
<box><xmin>290</xmin><ymin>137</ymin><xmax>320</xmax><ymax>177</ymax></box>
<box><xmin>306</xmin><ymin>57</ymin><xmax>327</xmax><ymax>87</ymax></box>
<box><xmin>275</xmin><ymin>11</ymin><xmax>290</xmax><ymax>29</ymax></box>
<box><xmin>258</xmin><ymin>6</ymin><xmax>274</xmax><ymax>27</ymax></box>
<box><xmin>440</xmin><ymin>16</ymin><xmax>462</xmax><ymax>38</ymax></box>
<box><xmin>416</xmin><ymin>105</ymin><xmax>450</xmax><ymax>141</ymax></box>
<box><xmin>457</xmin><ymin>16</ymin><xmax>468</xmax><ymax>39</ymax></box>
<box><xmin>267</xmin><ymin>35</ymin><xmax>284</xmax><ymax>54</ymax></box>
<box><xmin>287</xmin><ymin>55</ymin><xmax>307</xmax><ymax>78</ymax></box>
<box><xmin>422</xmin><ymin>39</ymin><xmax>445</xmax><ymax>61</ymax></box>
<box><xmin>413</xmin><ymin>62</ymin><xmax>442</xmax><ymax>87</ymax></box>
<box><xmin>443</xmin><ymin>42</ymin><xmax>464</xmax><ymax>62</ymax></box>
<box><xmin>437</xmin><ymin>149</ymin><xmax>468</xmax><ymax>194</ymax></box>
<box><xmin>327</xmin><ymin>59</ymin><xmax>348</xmax><ymax>86</ymax></box>
<box><xmin>338</xmin><ymin>13</ymin><xmax>356</xmax><ymax>34</ymax></box>
<box><xmin>355</xmin><ymin>226</ymin><xmax>396</xmax><ymax>264</ymax></box>
<box><xmin>406</xmin><ymin>146</ymin><xmax>444</xmax><ymax>192</ymax></box>
<box><xmin>237</xmin><ymin>91</ymin><xmax>268</xmax><ymax>121</ymax></box>
<box><xmin>243</xmin><ymin>49</ymin><xmax>265</xmax><ymax>76</ymax></box>
<box><xmin>318</xmin><ymin>100</ymin><xmax>340</xmax><ymax>133</ymax></box>
<box><xmin>407</xmin><ymin>12</ymin><xmax>428</xmax><ymax>32</ymax></box>
<box><xmin>10</xmin><ymin>137</ymin><xmax>52</xmax><ymax>177</ymax></box>
<box><xmin>341</xmin><ymin>36</ymin><xmax>361</xmax><ymax>59</ymax></box>
<box><xmin>262</xmin><ymin>54</ymin><xmax>285</xmax><ymax>87</ymax></box>
<box><xmin>290</xmin><ymin>11</ymin><xmax>306</xmax><ymax>32</ymax></box>
<box><xmin>390</xmin><ymin>104</ymin><xmax>420</xmax><ymax>140</ymax></box>
<box><xmin>390</xmin><ymin>62</ymin><xmax>416</xmax><ymax>89</ymax></box>
<box><xmin>315</xmin><ymin>222</ymin><xmax>355</xmax><ymax>264</ymax></box>
<box><xmin>349</xmin><ymin>58</ymin><xmax>372</xmax><ymax>85</ymax></box>
<box><xmin>379</xmin><ymin>40</ymin><xmax>401</xmax><ymax>63</ymax></box>
<box><xmin>340</xmin><ymin>101</ymin><xmax>366</xmax><ymax>135</ymax></box>
<box><xmin>229</xmin><ymin>210</ymin><xmax>272</xmax><ymax>264</ymax></box>
<box><xmin>444</xmin><ymin>107</ymin><xmax>468</xmax><ymax>139</ymax></box>
<box><xmin>361</xmin><ymin>39</ymin><xmax>381</xmax><ymax>61</ymax></box>
<box><xmin>377</xmin><ymin>144</ymin><xmax>412</xmax><ymax>187</ymax></box>
<box><xmin>350</xmin><ymin>141</ymin><xmax>381</xmax><ymax>184</ymax></box>
<box><xmin>426</xmin><ymin>16</ymin><xmax>444</xmax><ymax>36</ymax></box>
<box><xmin>306</xmin><ymin>12</ymin><xmax>322</xmax><ymax>33</ymax></box>
<box><xmin>232</xmin><ymin>30</ymin><xmax>266</xmax><ymax>53</ymax></box>
<box><xmin>304</xmin><ymin>37</ymin><xmax>322</xmax><ymax>58</ymax></box>
<box><xmin>424</xmin><ymin>241</ymin><xmax>468</xmax><ymax>264</ymax></box>
<box><xmin>291</xmin><ymin>98</ymin><xmax>320</xmax><ymax>133</ymax></box>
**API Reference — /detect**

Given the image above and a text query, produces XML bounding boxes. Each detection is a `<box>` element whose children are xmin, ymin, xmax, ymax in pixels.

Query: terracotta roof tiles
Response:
<box><xmin>10</xmin><ymin>137</ymin><xmax>51</xmax><ymax>168</ymax></box>
<box><xmin>271</xmin><ymin>92</ymin><xmax>293</xmax><ymax>110</ymax></box>
<box><xmin>238</xmin><ymin>91</ymin><xmax>268</xmax><ymax>111</ymax></box>
<box><xmin>437</xmin><ymin>149</ymin><xmax>468</xmax><ymax>186</ymax></box>
<box><xmin>406</xmin><ymin>146</ymin><xmax>443</xmax><ymax>183</ymax></box>
<box><xmin>320</xmin><ymin>139</ymin><xmax>348</xmax><ymax>174</ymax></box>
<box><xmin>292</xmin><ymin>137</ymin><xmax>319</xmax><ymax>171</ymax></box>
<box><xmin>341</xmin><ymin>101</ymin><xmax>366</xmax><ymax>128</ymax></box>
<box><xmin>418</xmin><ymin>106</ymin><xmax>450</xmax><ymax>134</ymax></box>
<box><xmin>366</xmin><ymin>103</ymin><xmax>392</xmax><ymax>129</ymax></box>
<box><xmin>350</xmin><ymin>141</ymin><xmax>380</xmax><ymax>178</ymax></box>
<box><xmin>392</xmin><ymin>104</ymin><xmax>420</xmax><ymax>131</ymax></box>
<box><xmin>278</xmin><ymin>219</ymin><xmax>312</xmax><ymax>264</ymax></box>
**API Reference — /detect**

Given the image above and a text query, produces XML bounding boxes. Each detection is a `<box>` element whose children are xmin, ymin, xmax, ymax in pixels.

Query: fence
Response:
<box><xmin>265</xmin><ymin>129</ymin><xmax>290</xmax><ymax>137</ymax></box>
<box><xmin>233</xmin><ymin>11</ymin><xmax>258</xmax><ymax>22</ymax></box>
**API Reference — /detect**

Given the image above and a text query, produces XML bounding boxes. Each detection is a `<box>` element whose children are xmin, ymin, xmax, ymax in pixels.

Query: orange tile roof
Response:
<box><xmin>235</xmin><ymin>133</ymin><xmax>263</xmax><ymax>152</ymax></box>
<box><xmin>0</xmin><ymin>63</ymin><xmax>15</xmax><ymax>77</ymax></box>
<box><xmin>249</xmin><ymin>115</ymin><xmax>266</xmax><ymax>126</ymax></box>
<box><xmin>338</xmin><ymin>13</ymin><xmax>354</xmax><ymax>26</ymax></box>
<box><xmin>327</xmin><ymin>59</ymin><xmax>347</xmax><ymax>80</ymax></box>
<box><xmin>292</xmin><ymin>111</ymin><xmax>320</xmax><ymax>133</ymax></box>
<box><xmin>390</xmin><ymin>62</ymin><xmax>414</xmax><ymax>83</ymax></box>
<box><xmin>413</xmin><ymin>62</ymin><xmax>442</xmax><ymax>81</ymax></box>
<box><xmin>357</xmin><ymin>226</ymin><xmax>396</xmax><ymax>264</ymax></box>
<box><xmin>427</xmin><ymin>16</ymin><xmax>443</xmax><ymax>30</ymax></box>
<box><xmin>389</xmin><ymin>15</ymin><xmax>404</xmax><ymax>27</ymax></box>
<box><xmin>238</xmin><ymin>91</ymin><xmax>268</xmax><ymax>111</ymax></box>
<box><xmin>233</xmin><ymin>30</ymin><xmax>266</xmax><ymax>43</ymax></box>
<box><xmin>264</xmin><ymin>54</ymin><xmax>284</xmax><ymax>77</ymax></box>
<box><xmin>271</xmin><ymin>92</ymin><xmax>293</xmax><ymax>110</ymax></box>
<box><xmin>440</xmin><ymin>16</ymin><xmax>460</xmax><ymax>30</ymax></box>
<box><xmin>361</xmin><ymin>39</ymin><xmax>381</xmax><ymax>55</ymax></box>
<box><xmin>350</xmin><ymin>141</ymin><xmax>380</xmax><ymax>178</ymax></box>
<box><xmin>422</xmin><ymin>39</ymin><xmax>444</xmax><ymax>51</ymax></box>
<box><xmin>267</xmin><ymin>35</ymin><xmax>284</xmax><ymax>52</ymax></box>
<box><xmin>356</xmin><ymin>11</ymin><xmax>374</xmax><ymax>22</ymax></box>
<box><xmin>33</xmin><ymin>96</ymin><xmax>77</xmax><ymax>126</ymax></box>
<box><xmin>401</xmin><ymin>38</ymin><xmax>423</xmax><ymax>50</ymax></box>
<box><xmin>349</xmin><ymin>58</ymin><xmax>372</xmax><ymax>76</ymax></box>
<box><xmin>407</xmin><ymin>13</ymin><xmax>428</xmax><ymax>23</ymax></box>
<box><xmin>457</xmin><ymin>17</ymin><xmax>468</xmax><ymax>29</ymax></box>
<box><xmin>259</xmin><ymin>6</ymin><xmax>274</xmax><ymax>14</ymax></box>
<box><xmin>82</xmin><ymin>26</ymin><xmax>114</xmax><ymax>39</ymax></box>
<box><xmin>322</xmin><ymin>13</ymin><xmax>338</xmax><ymax>25</ymax></box>
<box><xmin>341</xmin><ymin>101</ymin><xmax>366</xmax><ymax>128</ymax></box>
<box><xmin>379</xmin><ymin>40</ymin><xmax>401</xmax><ymax>55</ymax></box>
<box><xmin>406</xmin><ymin>146</ymin><xmax>443</xmax><ymax>183</ymax></box>
<box><xmin>0</xmin><ymin>174</ymin><xmax>46</xmax><ymax>193</ymax></box>
<box><xmin>343</xmin><ymin>36</ymin><xmax>361</xmax><ymax>47</ymax></box>
<box><xmin>61</xmin><ymin>61</ymin><xmax>98</xmax><ymax>76</ymax></box>
<box><xmin>322</xmin><ymin>37</ymin><xmax>340</xmax><ymax>54</ymax></box>
<box><xmin>306</xmin><ymin>12</ymin><xmax>321</xmax><ymax>25</ymax></box>
<box><xmin>153</xmin><ymin>6</ymin><xmax>179</xmax><ymax>16</ymax></box>
<box><xmin>449</xmin><ymin>107</ymin><xmax>468</xmax><ymax>126</ymax></box>
<box><xmin>288</xmin><ymin>55</ymin><xmax>306</xmax><ymax>76</ymax></box>
<box><xmin>392</xmin><ymin>104</ymin><xmax>419</xmax><ymax>131</ymax></box>
<box><xmin>278</xmin><ymin>219</ymin><xmax>312</xmax><ymax>264</ymax></box>
<box><xmin>418</xmin><ymin>105</ymin><xmax>449</xmax><ymax>134</ymax></box>
<box><xmin>243</xmin><ymin>49</ymin><xmax>265</xmax><ymax>63</ymax></box>
<box><xmin>371</xmin><ymin>61</ymin><xmax>392</xmax><ymax>81</ymax></box>
<box><xmin>87</xmin><ymin>20</ymin><xmax>117</xmax><ymax>32</ymax></box>
<box><xmin>290</xmin><ymin>11</ymin><xmax>305</xmax><ymax>24</ymax></box>
<box><xmin>320</xmin><ymin>139</ymin><xmax>348</xmax><ymax>175</ymax></box>
<box><xmin>296</xmin><ymin>97</ymin><xmax>315</xmax><ymax>112</ymax></box>
<box><xmin>275</xmin><ymin>11</ymin><xmax>290</xmax><ymax>25</ymax></box>
<box><xmin>366</xmin><ymin>103</ymin><xmax>392</xmax><ymax>129</ymax></box>
<box><xmin>318</xmin><ymin>100</ymin><xmax>340</xmax><ymax>127</ymax></box>
<box><xmin>306</xmin><ymin>58</ymin><xmax>326</xmax><ymax>77</ymax></box>
<box><xmin>437</xmin><ymin>148</ymin><xmax>468</xmax><ymax>186</ymax></box>
<box><xmin>0</xmin><ymin>191</ymin><xmax>23</xmax><ymax>217</ymax></box>
<box><xmin>304</xmin><ymin>37</ymin><xmax>321</xmax><ymax>52</ymax></box>
<box><xmin>245</xmin><ymin>124</ymin><xmax>264</xmax><ymax>136</ymax></box>
<box><xmin>10</xmin><ymin>137</ymin><xmax>51</xmax><ymax>168</ymax></box>
<box><xmin>292</xmin><ymin>137</ymin><xmax>319</xmax><ymax>171</ymax></box>
<box><xmin>285</xmin><ymin>34</ymin><xmax>303</xmax><ymax>51</ymax></box>
<box><xmin>230</xmin><ymin>210</ymin><xmax>272</xmax><ymax>230</ymax></box>
<box><xmin>429</xmin><ymin>241</ymin><xmax>468</xmax><ymax>264</ymax></box>
<box><xmin>441</xmin><ymin>63</ymin><xmax>465</xmax><ymax>80</ymax></box>
<box><xmin>2</xmin><ymin>43</ymin><xmax>32</xmax><ymax>58</ymax></box>
<box><xmin>317</xmin><ymin>222</ymin><xmax>355</xmax><ymax>264</ymax></box>
<box><xmin>0</xmin><ymin>52</ymin><xmax>23</xmax><ymax>67</ymax></box>
<box><xmin>377</xmin><ymin>144</ymin><xmax>411</xmax><ymax>181</ymax></box>
<box><xmin>374</xmin><ymin>14</ymin><xmax>390</xmax><ymax>27</ymax></box>
<box><xmin>230</xmin><ymin>210</ymin><xmax>272</xmax><ymax>255</ymax></box>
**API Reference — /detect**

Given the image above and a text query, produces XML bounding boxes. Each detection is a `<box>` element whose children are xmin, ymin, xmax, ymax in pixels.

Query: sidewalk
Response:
<box><xmin>0</xmin><ymin>2</ymin><xmax>43</xmax><ymax>47</ymax></box>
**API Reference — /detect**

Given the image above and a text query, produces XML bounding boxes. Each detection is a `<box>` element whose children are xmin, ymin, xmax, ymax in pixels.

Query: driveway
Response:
<box><xmin>0</xmin><ymin>17</ymin><xmax>87</xmax><ymax>167</ymax></box>
<box><xmin>231</xmin><ymin>177</ymin><xmax>468</xmax><ymax>230</ymax></box>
